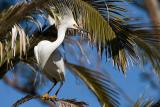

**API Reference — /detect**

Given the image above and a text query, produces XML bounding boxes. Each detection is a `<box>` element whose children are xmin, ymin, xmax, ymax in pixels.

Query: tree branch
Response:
<box><xmin>12</xmin><ymin>94</ymin><xmax>87</xmax><ymax>107</ymax></box>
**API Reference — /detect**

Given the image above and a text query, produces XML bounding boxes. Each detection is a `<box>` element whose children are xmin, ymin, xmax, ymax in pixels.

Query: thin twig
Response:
<box><xmin>12</xmin><ymin>94</ymin><xmax>57</xmax><ymax>107</ymax></box>
<box><xmin>12</xmin><ymin>94</ymin><xmax>41</xmax><ymax>107</ymax></box>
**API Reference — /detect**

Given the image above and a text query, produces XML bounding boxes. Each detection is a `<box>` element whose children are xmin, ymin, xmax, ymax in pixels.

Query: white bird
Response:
<box><xmin>34</xmin><ymin>9</ymin><xmax>79</xmax><ymax>99</ymax></box>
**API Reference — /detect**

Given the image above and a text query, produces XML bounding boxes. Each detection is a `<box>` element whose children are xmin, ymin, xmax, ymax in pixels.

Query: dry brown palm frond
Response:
<box><xmin>0</xmin><ymin>1</ymin><xmax>48</xmax><ymax>36</ymax></box>
<box><xmin>12</xmin><ymin>94</ymin><xmax>87</xmax><ymax>107</ymax></box>
<box><xmin>57</xmin><ymin>99</ymin><xmax>88</xmax><ymax>107</ymax></box>
<box><xmin>0</xmin><ymin>25</ymin><xmax>58</xmax><ymax>79</ymax></box>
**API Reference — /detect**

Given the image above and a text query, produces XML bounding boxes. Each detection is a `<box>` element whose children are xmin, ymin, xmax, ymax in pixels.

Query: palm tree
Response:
<box><xmin>0</xmin><ymin>0</ymin><xmax>160</xmax><ymax>107</ymax></box>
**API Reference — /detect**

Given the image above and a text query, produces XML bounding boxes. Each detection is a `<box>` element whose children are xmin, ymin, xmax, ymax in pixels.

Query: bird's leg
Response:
<box><xmin>41</xmin><ymin>83</ymin><xmax>56</xmax><ymax>100</ymax></box>
<box><xmin>55</xmin><ymin>82</ymin><xmax>63</xmax><ymax>96</ymax></box>
<box><xmin>47</xmin><ymin>83</ymin><xmax>56</xmax><ymax>94</ymax></box>
<box><xmin>50</xmin><ymin>82</ymin><xmax>63</xmax><ymax>100</ymax></box>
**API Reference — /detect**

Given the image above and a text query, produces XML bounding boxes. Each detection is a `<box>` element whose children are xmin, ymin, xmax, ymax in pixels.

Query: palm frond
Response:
<box><xmin>0</xmin><ymin>0</ymin><xmax>126</xmax><ymax>72</ymax></box>
<box><xmin>57</xmin><ymin>99</ymin><xmax>88</xmax><ymax>107</ymax></box>
<box><xmin>0</xmin><ymin>26</ymin><xmax>57</xmax><ymax>79</ymax></box>
<box><xmin>85</xmin><ymin>0</ymin><xmax>127</xmax><ymax>18</ymax></box>
<box><xmin>133</xmin><ymin>96</ymin><xmax>154</xmax><ymax>107</ymax></box>
<box><xmin>12</xmin><ymin>94</ymin><xmax>87</xmax><ymax>107</ymax></box>
<box><xmin>66</xmin><ymin>62</ymin><xmax>120</xmax><ymax>107</ymax></box>
<box><xmin>0</xmin><ymin>1</ymin><xmax>52</xmax><ymax>60</ymax></box>
<box><xmin>0</xmin><ymin>1</ymin><xmax>47</xmax><ymax>36</ymax></box>
<box><xmin>45</xmin><ymin>0</ymin><xmax>132</xmax><ymax>73</ymax></box>
<box><xmin>1</xmin><ymin>0</ymin><xmax>160</xmax><ymax>75</ymax></box>
<box><xmin>47</xmin><ymin>0</ymin><xmax>160</xmax><ymax>75</ymax></box>
<box><xmin>116</xmin><ymin>23</ymin><xmax>160</xmax><ymax>75</ymax></box>
<box><xmin>152</xmin><ymin>100</ymin><xmax>160</xmax><ymax>107</ymax></box>
<box><xmin>86</xmin><ymin>0</ymin><xmax>160</xmax><ymax>74</ymax></box>
<box><xmin>83</xmin><ymin>0</ymin><xmax>133</xmax><ymax>73</ymax></box>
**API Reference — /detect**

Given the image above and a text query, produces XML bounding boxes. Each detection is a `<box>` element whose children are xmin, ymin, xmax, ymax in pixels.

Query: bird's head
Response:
<box><xmin>59</xmin><ymin>15</ymin><xmax>79</xmax><ymax>30</ymax></box>
<box><xmin>57</xmin><ymin>10</ymin><xmax>88</xmax><ymax>33</ymax></box>
<box><xmin>57</xmin><ymin>15</ymin><xmax>89</xmax><ymax>34</ymax></box>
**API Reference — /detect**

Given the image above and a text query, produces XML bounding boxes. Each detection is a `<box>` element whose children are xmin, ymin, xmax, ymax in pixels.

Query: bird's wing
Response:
<box><xmin>52</xmin><ymin>49</ymin><xmax>65</xmax><ymax>75</ymax></box>
<box><xmin>34</xmin><ymin>46</ymin><xmax>39</xmax><ymax>64</ymax></box>
<box><xmin>53</xmin><ymin>58</ymin><xmax>65</xmax><ymax>74</ymax></box>
<box><xmin>53</xmin><ymin>57</ymin><xmax>65</xmax><ymax>81</ymax></box>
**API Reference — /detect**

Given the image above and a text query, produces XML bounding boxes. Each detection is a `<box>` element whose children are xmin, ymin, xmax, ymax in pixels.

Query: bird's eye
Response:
<box><xmin>73</xmin><ymin>24</ymin><xmax>76</xmax><ymax>27</ymax></box>
<box><xmin>73</xmin><ymin>24</ymin><xmax>78</xmax><ymax>29</ymax></box>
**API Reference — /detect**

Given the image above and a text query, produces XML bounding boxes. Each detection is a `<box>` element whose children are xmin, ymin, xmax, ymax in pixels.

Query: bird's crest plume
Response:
<box><xmin>47</xmin><ymin>2</ymin><xmax>75</xmax><ymax>27</ymax></box>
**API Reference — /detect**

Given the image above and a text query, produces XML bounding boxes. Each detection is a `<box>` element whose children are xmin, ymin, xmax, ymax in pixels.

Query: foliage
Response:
<box><xmin>67</xmin><ymin>63</ymin><xmax>120</xmax><ymax>107</ymax></box>
<box><xmin>0</xmin><ymin>0</ymin><xmax>160</xmax><ymax>107</ymax></box>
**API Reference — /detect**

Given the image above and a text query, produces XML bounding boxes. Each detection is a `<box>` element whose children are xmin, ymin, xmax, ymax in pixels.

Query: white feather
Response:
<box><xmin>34</xmin><ymin>10</ymin><xmax>78</xmax><ymax>82</ymax></box>
<box><xmin>47</xmin><ymin>15</ymin><xmax>55</xmax><ymax>25</ymax></box>
<box><xmin>34</xmin><ymin>46</ymin><xmax>39</xmax><ymax>64</ymax></box>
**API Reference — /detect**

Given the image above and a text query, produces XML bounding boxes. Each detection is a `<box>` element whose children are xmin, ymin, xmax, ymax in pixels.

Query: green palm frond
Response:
<box><xmin>46</xmin><ymin>0</ymin><xmax>131</xmax><ymax>72</ymax></box>
<box><xmin>85</xmin><ymin>0</ymin><xmax>127</xmax><ymax>18</ymax></box>
<box><xmin>132</xmin><ymin>34</ymin><xmax>160</xmax><ymax>75</ymax></box>
<box><xmin>116</xmin><ymin>22</ymin><xmax>160</xmax><ymax>75</ymax></box>
<box><xmin>0</xmin><ymin>0</ymin><xmax>126</xmax><ymax>72</ymax></box>
<box><xmin>86</xmin><ymin>0</ymin><xmax>160</xmax><ymax>74</ymax></box>
<box><xmin>1</xmin><ymin>0</ymin><xmax>160</xmax><ymax>75</ymax></box>
<box><xmin>84</xmin><ymin>0</ymin><xmax>136</xmax><ymax>72</ymax></box>
<box><xmin>66</xmin><ymin>62</ymin><xmax>120</xmax><ymax>107</ymax></box>
<box><xmin>48</xmin><ymin>0</ymin><xmax>117</xmax><ymax>47</ymax></box>
<box><xmin>48</xmin><ymin>0</ymin><xmax>160</xmax><ymax>74</ymax></box>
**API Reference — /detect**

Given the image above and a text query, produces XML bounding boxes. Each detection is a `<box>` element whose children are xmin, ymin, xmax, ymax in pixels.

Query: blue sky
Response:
<box><xmin>0</xmin><ymin>0</ymin><xmax>160</xmax><ymax>107</ymax></box>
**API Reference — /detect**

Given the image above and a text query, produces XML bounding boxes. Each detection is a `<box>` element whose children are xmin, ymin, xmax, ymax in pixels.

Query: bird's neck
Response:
<box><xmin>52</xmin><ymin>25</ymin><xmax>67</xmax><ymax>49</ymax></box>
<box><xmin>42</xmin><ymin>26</ymin><xmax>67</xmax><ymax>69</ymax></box>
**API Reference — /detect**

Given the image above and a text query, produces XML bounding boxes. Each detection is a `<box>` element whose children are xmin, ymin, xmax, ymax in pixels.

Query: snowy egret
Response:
<box><xmin>34</xmin><ymin>11</ymin><xmax>79</xmax><ymax>100</ymax></box>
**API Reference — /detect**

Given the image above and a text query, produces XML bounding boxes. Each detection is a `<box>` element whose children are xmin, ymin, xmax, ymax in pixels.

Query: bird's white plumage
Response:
<box><xmin>33</xmin><ymin>8</ymin><xmax>80</xmax><ymax>96</ymax></box>
<box><xmin>34</xmin><ymin>46</ymin><xmax>39</xmax><ymax>64</ymax></box>
<box><xmin>35</xmin><ymin>40</ymin><xmax>55</xmax><ymax>69</ymax></box>
<box><xmin>47</xmin><ymin>15</ymin><xmax>55</xmax><ymax>26</ymax></box>
<box><xmin>34</xmin><ymin>9</ymin><xmax>78</xmax><ymax>83</ymax></box>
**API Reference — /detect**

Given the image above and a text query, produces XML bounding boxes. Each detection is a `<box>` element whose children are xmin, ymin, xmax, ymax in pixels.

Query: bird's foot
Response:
<box><xmin>41</xmin><ymin>93</ymin><xmax>57</xmax><ymax>101</ymax></box>
<box><xmin>49</xmin><ymin>95</ymin><xmax>57</xmax><ymax>100</ymax></box>
<box><xmin>41</xmin><ymin>93</ymin><xmax>50</xmax><ymax>100</ymax></box>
